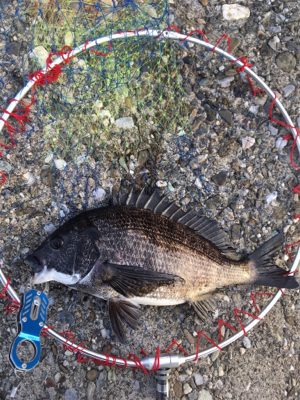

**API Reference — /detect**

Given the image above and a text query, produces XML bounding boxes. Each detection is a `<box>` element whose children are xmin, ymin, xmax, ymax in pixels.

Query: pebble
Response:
<box><xmin>242</xmin><ymin>336</ymin><xmax>251</xmax><ymax>349</ymax></box>
<box><xmin>173</xmin><ymin>381</ymin><xmax>183</xmax><ymax>397</ymax></box>
<box><xmin>167</xmin><ymin>182</ymin><xmax>175</xmax><ymax>192</ymax></box>
<box><xmin>268</xmin><ymin>36</ymin><xmax>280</xmax><ymax>51</ymax></box>
<box><xmin>156</xmin><ymin>180</ymin><xmax>167</xmax><ymax>188</ymax></box>
<box><xmin>240</xmin><ymin>347</ymin><xmax>246</xmax><ymax>356</ymax></box>
<box><xmin>282</xmin><ymin>84</ymin><xmax>295</xmax><ymax>98</ymax></box>
<box><xmin>270</xmin><ymin>26</ymin><xmax>281</xmax><ymax>33</ymax></box>
<box><xmin>222</xmin><ymin>4</ymin><xmax>250</xmax><ymax>20</ymax></box>
<box><xmin>211</xmin><ymin>350</ymin><xmax>220</xmax><ymax>362</ymax></box>
<box><xmin>96</xmin><ymin>370</ymin><xmax>107</xmax><ymax>389</ymax></box>
<box><xmin>198</xmin><ymin>389</ymin><xmax>213</xmax><ymax>400</ymax></box>
<box><xmin>219</xmin><ymin>109</ymin><xmax>232</xmax><ymax>125</ymax></box>
<box><xmin>93</xmin><ymin>188</ymin><xmax>106</xmax><ymax>200</ymax></box>
<box><xmin>65</xmin><ymin>31</ymin><xmax>73</xmax><ymax>46</ymax></box>
<box><xmin>115</xmin><ymin>117</ymin><xmax>134</xmax><ymax>129</ymax></box>
<box><xmin>276</xmin><ymin>138</ymin><xmax>288</xmax><ymax>149</ymax></box>
<box><xmin>7</xmin><ymin>42</ymin><xmax>21</xmax><ymax>56</ymax></box>
<box><xmin>54</xmin><ymin>159</ymin><xmax>67</xmax><ymax>170</ymax></box>
<box><xmin>219</xmin><ymin>366</ymin><xmax>224</xmax><ymax>377</ymax></box>
<box><xmin>242</xmin><ymin>137</ymin><xmax>255</xmax><ymax>150</ymax></box>
<box><xmin>217</xmin><ymin>76</ymin><xmax>234</xmax><ymax>88</ymax></box>
<box><xmin>65</xmin><ymin>388</ymin><xmax>78</xmax><ymax>400</ymax></box>
<box><xmin>87</xmin><ymin>382</ymin><xmax>96</xmax><ymax>400</ymax></box>
<box><xmin>44</xmin><ymin>223</ymin><xmax>56</xmax><ymax>234</ymax></box>
<box><xmin>276</xmin><ymin>52</ymin><xmax>296</xmax><ymax>73</ymax></box>
<box><xmin>0</xmin><ymin>160</ymin><xmax>12</xmax><ymax>172</ymax></box>
<box><xmin>23</xmin><ymin>172</ymin><xmax>36</xmax><ymax>185</ymax></box>
<box><xmin>267</xmin><ymin>124</ymin><xmax>278</xmax><ymax>136</ymax></box>
<box><xmin>211</xmin><ymin>171</ymin><xmax>227</xmax><ymax>186</ymax></box>
<box><xmin>194</xmin><ymin>373</ymin><xmax>205</xmax><ymax>386</ymax></box>
<box><xmin>183</xmin><ymin>383</ymin><xmax>192</xmax><ymax>395</ymax></box>
<box><xmin>87</xmin><ymin>369</ymin><xmax>99</xmax><ymax>381</ymax></box>
<box><xmin>184</xmin><ymin>329</ymin><xmax>195</xmax><ymax>345</ymax></box>
<box><xmin>119</xmin><ymin>156</ymin><xmax>129</xmax><ymax>173</ymax></box>
<box><xmin>30</xmin><ymin>46</ymin><xmax>49</xmax><ymax>68</ymax></box>
<box><xmin>265</xmin><ymin>191</ymin><xmax>277</xmax><ymax>205</ymax></box>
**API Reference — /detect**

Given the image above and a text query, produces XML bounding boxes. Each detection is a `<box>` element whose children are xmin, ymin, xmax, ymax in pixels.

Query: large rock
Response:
<box><xmin>222</xmin><ymin>4</ymin><xmax>250</xmax><ymax>20</ymax></box>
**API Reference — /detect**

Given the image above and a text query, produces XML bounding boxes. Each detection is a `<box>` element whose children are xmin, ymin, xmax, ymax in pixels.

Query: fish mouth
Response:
<box><xmin>24</xmin><ymin>254</ymin><xmax>44</xmax><ymax>274</ymax></box>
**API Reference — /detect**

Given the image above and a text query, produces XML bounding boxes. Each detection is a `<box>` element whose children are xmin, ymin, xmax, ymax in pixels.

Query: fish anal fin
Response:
<box><xmin>192</xmin><ymin>293</ymin><xmax>216</xmax><ymax>321</ymax></box>
<box><xmin>108</xmin><ymin>298</ymin><xmax>142</xmax><ymax>344</ymax></box>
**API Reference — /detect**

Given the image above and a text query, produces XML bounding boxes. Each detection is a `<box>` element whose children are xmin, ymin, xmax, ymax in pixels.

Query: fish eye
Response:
<box><xmin>50</xmin><ymin>236</ymin><xmax>64</xmax><ymax>250</ymax></box>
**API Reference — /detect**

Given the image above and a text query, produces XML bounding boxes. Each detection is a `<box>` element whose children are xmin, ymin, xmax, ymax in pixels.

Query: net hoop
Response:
<box><xmin>0</xmin><ymin>29</ymin><xmax>300</xmax><ymax>371</ymax></box>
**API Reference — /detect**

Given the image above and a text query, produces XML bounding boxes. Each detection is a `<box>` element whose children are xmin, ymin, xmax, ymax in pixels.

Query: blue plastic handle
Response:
<box><xmin>10</xmin><ymin>289</ymin><xmax>49</xmax><ymax>371</ymax></box>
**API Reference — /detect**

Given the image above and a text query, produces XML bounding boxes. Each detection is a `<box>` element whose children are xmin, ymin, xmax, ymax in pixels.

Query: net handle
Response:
<box><xmin>0</xmin><ymin>30</ymin><xmax>299</xmax><ymax>370</ymax></box>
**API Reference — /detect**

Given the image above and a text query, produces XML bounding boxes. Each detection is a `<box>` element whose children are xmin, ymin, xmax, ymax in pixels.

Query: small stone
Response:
<box><xmin>240</xmin><ymin>347</ymin><xmax>246</xmax><ymax>355</ymax></box>
<box><xmin>276</xmin><ymin>52</ymin><xmax>296</xmax><ymax>73</ymax></box>
<box><xmin>87</xmin><ymin>382</ymin><xmax>96</xmax><ymax>400</ymax></box>
<box><xmin>219</xmin><ymin>109</ymin><xmax>232</xmax><ymax>125</ymax></box>
<box><xmin>44</xmin><ymin>223</ymin><xmax>56</xmax><ymax>234</ymax></box>
<box><xmin>23</xmin><ymin>172</ymin><xmax>36</xmax><ymax>185</ymax></box>
<box><xmin>276</xmin><ymin>138</ymin><xmax>288</xmax><ymax>149</ymax></box>
<box><xmin>183</xmin><ymin>383</ymin><xmax>192</xmax><ymax>395</ymax></box>
<box><xmin>116</xmin><ymin>117</ymin><xmax>134</xmax><ymax>129</ymax></box>
<box><xmin>200</xmin><ymin>0</ymin><xmax>208</xmax><ymax>6</ymax></box>
<box><xmin>230</xmin><ymin>35</ymin><xmax>242</xmax><ymax>53</ymax></box>
<box><xmin>188</xmin><ymin>391</ymin><xmax>197</xmax><ymax>400</ymax></box>
<box><xmin>222</xmin><ymin>4</ymin><xmax>250</xmax><ymax>20</ymax></box>
<box><xmin>268</xmin><ymin>36</ymin><xmax>280</xmax><ymax>51</ymax></box>
<box><xmin>0</xmin><ymin>160</ymin><xmax>12</xmax><ymax>172</ymax></box>
<box><xmin>194</xmin><ymin>373</ymin><xmax>205</xmax><ymax>386</ymax></box>
<box><xmin>267</xmin><ymin>124</ymin><xmax>278</xmax><ymax>135</ymax></box>
<box><xmin>7</xmin><ymin>42</ymin><xmax>21</xmax><ymax>56</ymax></box>
<box><xmin>167</xmin><ymin>182</ymin><xmax>175</xmax><ymax>192</ymax></box>
<box><xmin>285</xmin><ymin>316</ymin><xmax>295</xmax><ymax>326</ymax></box>
<box><xmin>217</xmin><ymin>76</ymin><xmax>234</xmax><ymax>88</ymax></box>
<box><xmin>184</xmin><ymin>329</ymin><xmax>195</xmax><ymax>345</ymax></box>
<box><xmin>282</xmin><ymin>84</ymin><xmax>295</xmax><ymax>98</ymax></box>
<box><xmin>96</xmin><ymin>370</ymin><xmax>107</xmax><ymax>389</ymax></box>
<box><xmin>30</xmin><ymin>46</ymin><xmax>49</xmax><ymax>68</ymax></box>
<box><xmin>211</xmin><ymin>350</ymin><xmax>220</xmax><ymax>362</ymax></box>
<box><xmin>65</xmin><ymin>388</ymin><xmax>78</xmax><ymax>400</ymax></box>
<box><xmin>54</xmin><ymin>159</ymin><xmax>67</xmax><ymax>170</ymax></box>
<box><xmin>198</xmin><ymin>389</ymin><xmax>213</xmax><ymax>400</ymax></box>
<box><xmin>249</xmin><ymin>104</ymin><xmax>259</xmax><ymax>114</ymax></box>
<box><xmin>156</xmin><ymin>180</ymin><xmax>167</xmax><ymax>188</ymax></box>
<box><xmin>45</xmin><ymin>378</ymin><xmax>55</xmax><ymax>388</ymax></box>
<box><xmin>93</xmin><ymin>188</ymin><xmax>106</xmax><ymax>200</ymax></box>
<box><xmin>134</xmin><ymin>381</ymin><xmax>140</xmax><ymax>389</ymax></box>
<box><xmin>270</xmin><ymin>26</ymin><xmax>281</xmax><ymax>33</ymax></box>
<box><xmin>211</xmin><ymin>171</ymin><xmax>227</xmax><ymax>186</ymax></box>
<box><xmin>65</xmin><ymin>31</ymin><xmax>73</xmax><ymax>46</ymax></box>
<box><xmin>265</xmin><ymin>191</ymin><xmax>277</xmax><ymax>205</ymax></box>
<box><xmin>242</xmin><ymin>336</ymin><xmax>251</xmax><ymax>349</ymax></box>
<box><xmin>173</xmin><ymin>381</ymin><xmax>183</xmax><ymax>397</ymax></box>
<box><xmin>87</xmin><ymin>369</ymin><xmax>98</xmax><ymax>381</ymax></box>
<box><xmin>242</xmin><ymin>137</ymin><xmax>255</xmax><ymax>150</ymax></box>
<box><xmin>219</xmin><ymin>366</ymin><xmax>224</xmax><ymax>377</ymax></box>
<box><xmin>119</xmin><ymin>156</ymin><xmax>129</xmax><ymax>173</ymax></box>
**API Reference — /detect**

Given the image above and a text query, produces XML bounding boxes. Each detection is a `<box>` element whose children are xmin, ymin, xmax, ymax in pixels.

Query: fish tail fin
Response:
<box><xmin>249</xmin><ymin>233</ymin><xmax>298</xmax><ymax>289</ymax></box>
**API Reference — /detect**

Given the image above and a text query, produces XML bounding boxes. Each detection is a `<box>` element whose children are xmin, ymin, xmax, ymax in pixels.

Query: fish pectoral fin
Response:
<box><xmin>108</xmin><ymin>298</ymin><xmax>142</xmax><ymax>344</ymax></box>
<box><xmin>102</xmin><ymin>262</ymin><xmax>184</xmax><ymax>298</ymax></box>
<box><xmin>192</xmin><ymin>293</ymin><xmax>216</xmax><ymax>321</ymax></box>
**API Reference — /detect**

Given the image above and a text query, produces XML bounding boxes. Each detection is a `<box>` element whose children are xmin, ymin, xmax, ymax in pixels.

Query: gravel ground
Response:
<box><xmin>0</xmin><ymin>1</ymin><xmax>300</xmax><ymax>399</ymax></box>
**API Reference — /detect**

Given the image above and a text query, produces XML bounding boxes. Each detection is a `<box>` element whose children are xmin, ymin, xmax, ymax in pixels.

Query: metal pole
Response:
<box><xmin>155</xmin><ymin>368</ymin><xmax>171</xmax><ymax>400</ymax></box>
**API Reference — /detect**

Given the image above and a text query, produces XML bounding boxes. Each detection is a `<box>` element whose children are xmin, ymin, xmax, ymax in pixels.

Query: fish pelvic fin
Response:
<box><xmin>249</xmin><ymin>233</ymin><xmax>298</xmax><ymax>289</ymax></box>
<box><xmin>108</xmin><ymin>298</ymin><xmax>142</xmax><ymax>344</ymax></box>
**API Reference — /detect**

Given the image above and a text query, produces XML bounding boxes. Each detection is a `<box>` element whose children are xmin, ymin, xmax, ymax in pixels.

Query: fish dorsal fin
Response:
<box><xmin>119</xmin><ymin>189</ymin><xmax>238</xmax><ymax>259</ymax></box>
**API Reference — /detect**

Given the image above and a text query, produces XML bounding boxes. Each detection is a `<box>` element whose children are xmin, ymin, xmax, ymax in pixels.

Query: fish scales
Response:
<box><xmin>88</xmin><ymin>206</ymin><xmax>250</xmax><ymax>303</ymax></box>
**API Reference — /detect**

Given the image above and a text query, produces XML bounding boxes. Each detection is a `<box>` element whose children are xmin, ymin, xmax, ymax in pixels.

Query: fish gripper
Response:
<box><xmin>9</xmin><ymin>289</ymin><xmax>49</xmax><ymax>371</ymax></box>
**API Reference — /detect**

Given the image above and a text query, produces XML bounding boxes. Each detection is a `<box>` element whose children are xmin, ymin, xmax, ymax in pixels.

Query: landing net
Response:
<box><xmin>0</xmin><ymin>0</ymin><xmax>299</xmax><ymax>385</ymax></box>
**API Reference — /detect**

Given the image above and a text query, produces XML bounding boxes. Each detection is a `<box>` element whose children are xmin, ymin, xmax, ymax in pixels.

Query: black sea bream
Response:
<box><xmin>25</xmin><ymin>190</ymin><xmax>298</xmax><ymax>342</ymax></box>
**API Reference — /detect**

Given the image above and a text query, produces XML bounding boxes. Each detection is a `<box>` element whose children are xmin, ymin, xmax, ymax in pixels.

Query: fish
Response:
<box><xmin>25</xmin><ymin>189</ymin><xmax>298</xmax><ymax>343</ymax></box>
